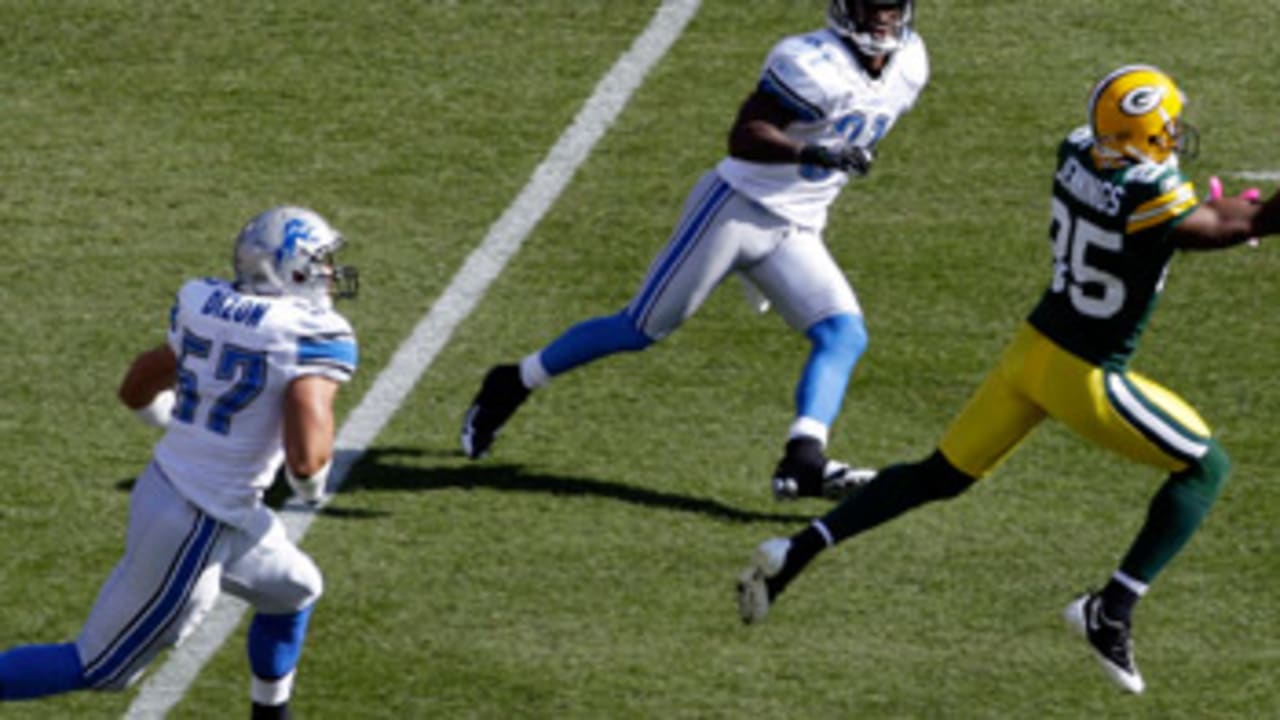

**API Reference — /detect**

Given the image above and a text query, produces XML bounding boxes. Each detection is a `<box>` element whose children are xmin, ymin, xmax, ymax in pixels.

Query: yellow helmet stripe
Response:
<box><xmin>1126</xmin><ymin>181</ymin><xmax>1196</xmax><ymax>233</ymax></box>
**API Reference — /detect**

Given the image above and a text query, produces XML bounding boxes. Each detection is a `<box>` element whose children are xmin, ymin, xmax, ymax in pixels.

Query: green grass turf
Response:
<box><xmin>2</xmin><ymin>1</ymin><xmax>1278</xmax><ymax>718</ymax></box>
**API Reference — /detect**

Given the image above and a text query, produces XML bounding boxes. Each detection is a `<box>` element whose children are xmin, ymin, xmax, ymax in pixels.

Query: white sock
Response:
<box><xmin>788</xmin><ymin>417</ymin><xmax>829</xmax><ymax>447</ymax></box>
<box><xmin>1112</xmin><ymin>570</ymin><xmax>1149</xmax><ymax>596</ymax></box>
<box><xmin>519</xmin><ymin>353</ymin><xmax>550</xmax><ymax>389</ymax></box>
<box><xmin>251</xmin><ymin>670</ymin><xmax>295</xmax><ymax>706</ymax></box>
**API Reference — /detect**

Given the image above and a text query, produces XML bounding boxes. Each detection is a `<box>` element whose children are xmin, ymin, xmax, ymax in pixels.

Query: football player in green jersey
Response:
<box><xmin>736</xmin><ymin>64</ymin><xmax>1280</xmax><ymax>694</ymax></box>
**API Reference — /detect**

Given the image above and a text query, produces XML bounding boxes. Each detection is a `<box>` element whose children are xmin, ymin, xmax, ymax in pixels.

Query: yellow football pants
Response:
<box><xmin>938</xmin><ymin>323</ymin><xmax>1212</xmax><ymax>479</ymax></box>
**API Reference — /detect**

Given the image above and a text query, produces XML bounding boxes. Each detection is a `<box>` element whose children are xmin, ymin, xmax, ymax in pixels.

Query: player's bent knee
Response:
<box><xmin>806</xmin><ymin>313</ymin><xmax>868</xmax><ymax>363</ymax></box>
<box><xmin>290</xmin><ymin>559</ymin><xmax>324</xmax><ymax>610</ymax></box>
<box><xmin>921</xmin><ymin>450</ymin><xmax>976</xmax><ymax>500</ymax></box>
<box><xmin>610</xmin><ymin>312</ymin><xmax>657</xmax><ymax>351</ymax></box>
<box><xmin>1183</xmin><ymin>438</ymin><xmax>1230</xmax><ymax>502</ymax></box>
<box><xmin>260</xmin><ymin>555</ymin><xmax>324</xmax><ymax>615</ymax></box>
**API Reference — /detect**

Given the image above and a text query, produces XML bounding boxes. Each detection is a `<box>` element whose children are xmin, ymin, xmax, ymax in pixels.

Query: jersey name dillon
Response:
<box><xmin>152</xmin><ymin>278</ymin><xmax>357</xmax><ymax>529</ymax></box>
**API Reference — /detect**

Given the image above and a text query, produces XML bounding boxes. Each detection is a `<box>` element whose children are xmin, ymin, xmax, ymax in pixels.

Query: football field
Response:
<box><xmin>3</xmin><ymin>1</ymin><xmax>1279</xmax><ymax>718</ymax></box>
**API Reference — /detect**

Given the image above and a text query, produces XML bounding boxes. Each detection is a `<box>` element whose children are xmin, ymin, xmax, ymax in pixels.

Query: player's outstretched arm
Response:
<box><xmin>1174</xmin><ymin>187</ymin><xmax>1280</xmax><ymax>250</ymax></box>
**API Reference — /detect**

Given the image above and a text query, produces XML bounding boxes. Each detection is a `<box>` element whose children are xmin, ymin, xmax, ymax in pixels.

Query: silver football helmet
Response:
<box><xmin>233</xmin><ymin>205</ymin><xmax>358</xmax><ymax>307</ymax></box>
<box><xmin>828</xmin><ymin>0</ymin><xmax>914</xmax><ymax>57</ymax></box>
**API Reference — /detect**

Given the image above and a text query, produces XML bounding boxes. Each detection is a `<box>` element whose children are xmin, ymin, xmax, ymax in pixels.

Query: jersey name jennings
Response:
<box><xmin>1027</xmin><ymin>126</ymin><xmax>1198</xmax><ymax>368</ymax></box>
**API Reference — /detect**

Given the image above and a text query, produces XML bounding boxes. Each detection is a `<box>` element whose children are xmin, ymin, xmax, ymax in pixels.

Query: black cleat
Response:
<box><xmin>460</xmin><ymin>364</ymin><xmax>530</xmax><ymax>459</ymax></box>
<box><xmin>1064</xmin><ymin>591</ymin><xmax>1145</xmax><ymax>694</ymax></box>
<box><xmin>771</xmin><ymin>436</ymin><xmax>874</xmax><ymax>501</ymax></box>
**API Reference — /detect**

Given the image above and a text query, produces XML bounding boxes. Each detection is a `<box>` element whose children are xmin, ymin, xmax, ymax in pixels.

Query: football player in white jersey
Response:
<box><xmin>0</xmin><ymin>206</ymin><xmax>358</xmax><ymax>720</ymax></box>
<box><xmin>462</xmin><ymin>0</ymin><xmax>928</xmax><ymax>499</ymax></box>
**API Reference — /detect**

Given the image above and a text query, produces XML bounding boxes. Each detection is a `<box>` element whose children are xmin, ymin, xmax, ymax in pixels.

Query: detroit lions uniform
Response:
<box><xmin>611</xmin><ymin>30</ymin><xmax>926</xmax><ymax>353</ymax></box>
<box><xmin>75</xmin><ymin>278</ymin><xmax>357</xmax><ymax>690</ymax></box>
<box><xmin>626</xmin><ymin>29</ymin><xmax>928</xmax><ymax>340</ymax></box>
<box><xmin>156</xmin><ymin>278</ymin><xmax>357</xmax><ymax>531</ymax></box>
<box><xmin>718</xmin><ymin>28</ymin><xmax>928</xmax><ymax>231</ymax></box>
<box><xmin>461</xmin><ymin>10</ymin><xmax>929</xmax><ymax>496</ymax></box>
<box><xmin>938</xmin><ymin>127</ymin><xmax>1210</xmax><ymax>477</ymax></box>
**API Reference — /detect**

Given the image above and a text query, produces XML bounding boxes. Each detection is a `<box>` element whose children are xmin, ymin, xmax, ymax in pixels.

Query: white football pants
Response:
<box><xmin>74</xmin><ymin>462</ymin><xmax>321</xmax><ymax>690</ymax></box>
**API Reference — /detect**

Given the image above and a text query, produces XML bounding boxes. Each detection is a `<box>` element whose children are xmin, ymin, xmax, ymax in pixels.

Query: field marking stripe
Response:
<box><xmin>1228</xmin><ymin>170</ymin><xmax>1280</xmax><ymax>182</ymax></box>
<box><xmin>123</xmin><ymin>1</ymin><xmax>701</xmax><ymax>717</ymax></box>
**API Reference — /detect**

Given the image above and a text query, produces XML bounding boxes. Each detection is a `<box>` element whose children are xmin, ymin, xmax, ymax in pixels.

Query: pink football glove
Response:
<box><xmin>1208</xmin><ymin>175</ymin><xmax>1261</xmax><ymax>246</ymax></box>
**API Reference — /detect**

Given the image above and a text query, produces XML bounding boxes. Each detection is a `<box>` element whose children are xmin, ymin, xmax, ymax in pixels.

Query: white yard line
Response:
<box><xmin>1228</xmin><ymin>170</ymin><xmax>1280</xmax><ymax>182</ymax></box>
<box><xmin>123</xmin><ymin>1</ymin><xmax>701</xmax><ymax>716</ymax></box>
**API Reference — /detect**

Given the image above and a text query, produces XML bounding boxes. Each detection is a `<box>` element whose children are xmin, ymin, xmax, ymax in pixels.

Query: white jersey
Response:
<box><xmin>152</xmin><ymin>278</ymin><xmax>357</xmax><ymax>529</ymax></box>
<box><xmin>716</xmin><ymin>28</ymin><xmax>928</xmax><ymax>230</ymax></box>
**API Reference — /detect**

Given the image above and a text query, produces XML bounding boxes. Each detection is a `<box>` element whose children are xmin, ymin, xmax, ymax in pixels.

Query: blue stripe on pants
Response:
<box><xmin>628</xmin><ymin>177</ymin><xmax>733</xmax><ymax>328</ymax></box>
<box><xmin>83</xmin><ymin>513</ymin><xmax>220</xmax><ymax>689</ymax></box>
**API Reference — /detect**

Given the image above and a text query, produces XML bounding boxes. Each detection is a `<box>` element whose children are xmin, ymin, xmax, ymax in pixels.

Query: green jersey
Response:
<box><xmin>1027</xmin><ymin>126</ymin><xmax>1199</xmax><ymax>368</ymax></box>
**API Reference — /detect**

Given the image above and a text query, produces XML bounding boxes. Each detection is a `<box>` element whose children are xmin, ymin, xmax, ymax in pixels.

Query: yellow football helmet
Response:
<box><xmin>1089</xmin><ymin>64</ymin><xmax>1198</xmax><ymax>166</ymax></box>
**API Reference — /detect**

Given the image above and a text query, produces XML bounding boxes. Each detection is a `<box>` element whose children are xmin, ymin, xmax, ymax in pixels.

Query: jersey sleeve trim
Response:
<box><xmin>759</xmin><ymin>70</ymin><xmax>825</xmax><ymax>122</ymax></box>
<box><xmin>1127</xmin><ymin>181</ymin><xmax>1197</xmax><ymax>233</ymax></box>
<box><xmin>297</xmin><ymin>333</ymin><xmax>358</xmax><ymax>379</ymax></box>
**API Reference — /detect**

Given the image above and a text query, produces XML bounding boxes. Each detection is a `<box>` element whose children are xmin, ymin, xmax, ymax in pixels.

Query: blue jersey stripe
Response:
<box><xmin>298</xmin><ymin>335</ymin><xmax>358</xmax><ymax>373</ymax></box>
<box><xmin>760</xmin><ymin>70</ymin><xmax>824</xmax><ymax>122</ymax></box>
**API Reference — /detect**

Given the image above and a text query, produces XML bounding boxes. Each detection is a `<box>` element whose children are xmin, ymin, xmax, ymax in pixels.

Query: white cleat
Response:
<box><xmin>736</xmin><ymin>538</ymin><xmax>790</xmax><ymax>624</ymax></box>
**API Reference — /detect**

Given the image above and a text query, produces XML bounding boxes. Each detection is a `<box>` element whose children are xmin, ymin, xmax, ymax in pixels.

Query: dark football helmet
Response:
<box><xmin>828</xmin><ymin>0</ymin><xmax>915</xmax><ymax>57</ymax></box>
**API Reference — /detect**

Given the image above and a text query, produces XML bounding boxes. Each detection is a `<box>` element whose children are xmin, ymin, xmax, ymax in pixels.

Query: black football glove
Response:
<box><xmin>798</xmin><ymin>144</ymin><xmax>874</xmax><ymax>176</ymax></box>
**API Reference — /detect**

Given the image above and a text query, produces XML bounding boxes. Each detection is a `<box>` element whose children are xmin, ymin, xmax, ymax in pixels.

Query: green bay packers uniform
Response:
<box><xmin>740</xmin><ymin>64</ymin><xmax>1246</xmax><ymax>697</ymax></box>
<box><xmin>938</xmin><ymin>126</ymin><xmax>1214</xmax><ymax>477</ymax></box>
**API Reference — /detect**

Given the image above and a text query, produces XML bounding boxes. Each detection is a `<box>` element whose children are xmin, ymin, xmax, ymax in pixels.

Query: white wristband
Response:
<box><xmin>133</xmin><ymin>389</ymin><xmax>175</xmax><ymax>429</ymax></box>
<box><xmin>286</xmin><ymin>460</ymin><xmax>332</xmax><ymax>505</ymax></box>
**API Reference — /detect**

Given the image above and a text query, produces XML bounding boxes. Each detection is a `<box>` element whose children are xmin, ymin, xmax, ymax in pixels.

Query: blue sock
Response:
<box><xmin>795</xmin><ymin>314</ymin><xmax>867</xmax><ymax>426</ymax></box>
<box><xmin>0</xmin><ymin>643</ymin><xmax>87</xmax><ymax>700</ymax></box>
<box><xmin>540</xmin><ymin>311</ymin><xmax>653</xmax><ymax>376</ymax></box>
<box><xmin>247</xmin><ymin>606</ymin><xmax>314</xmax><ymax>680</ymax></box>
